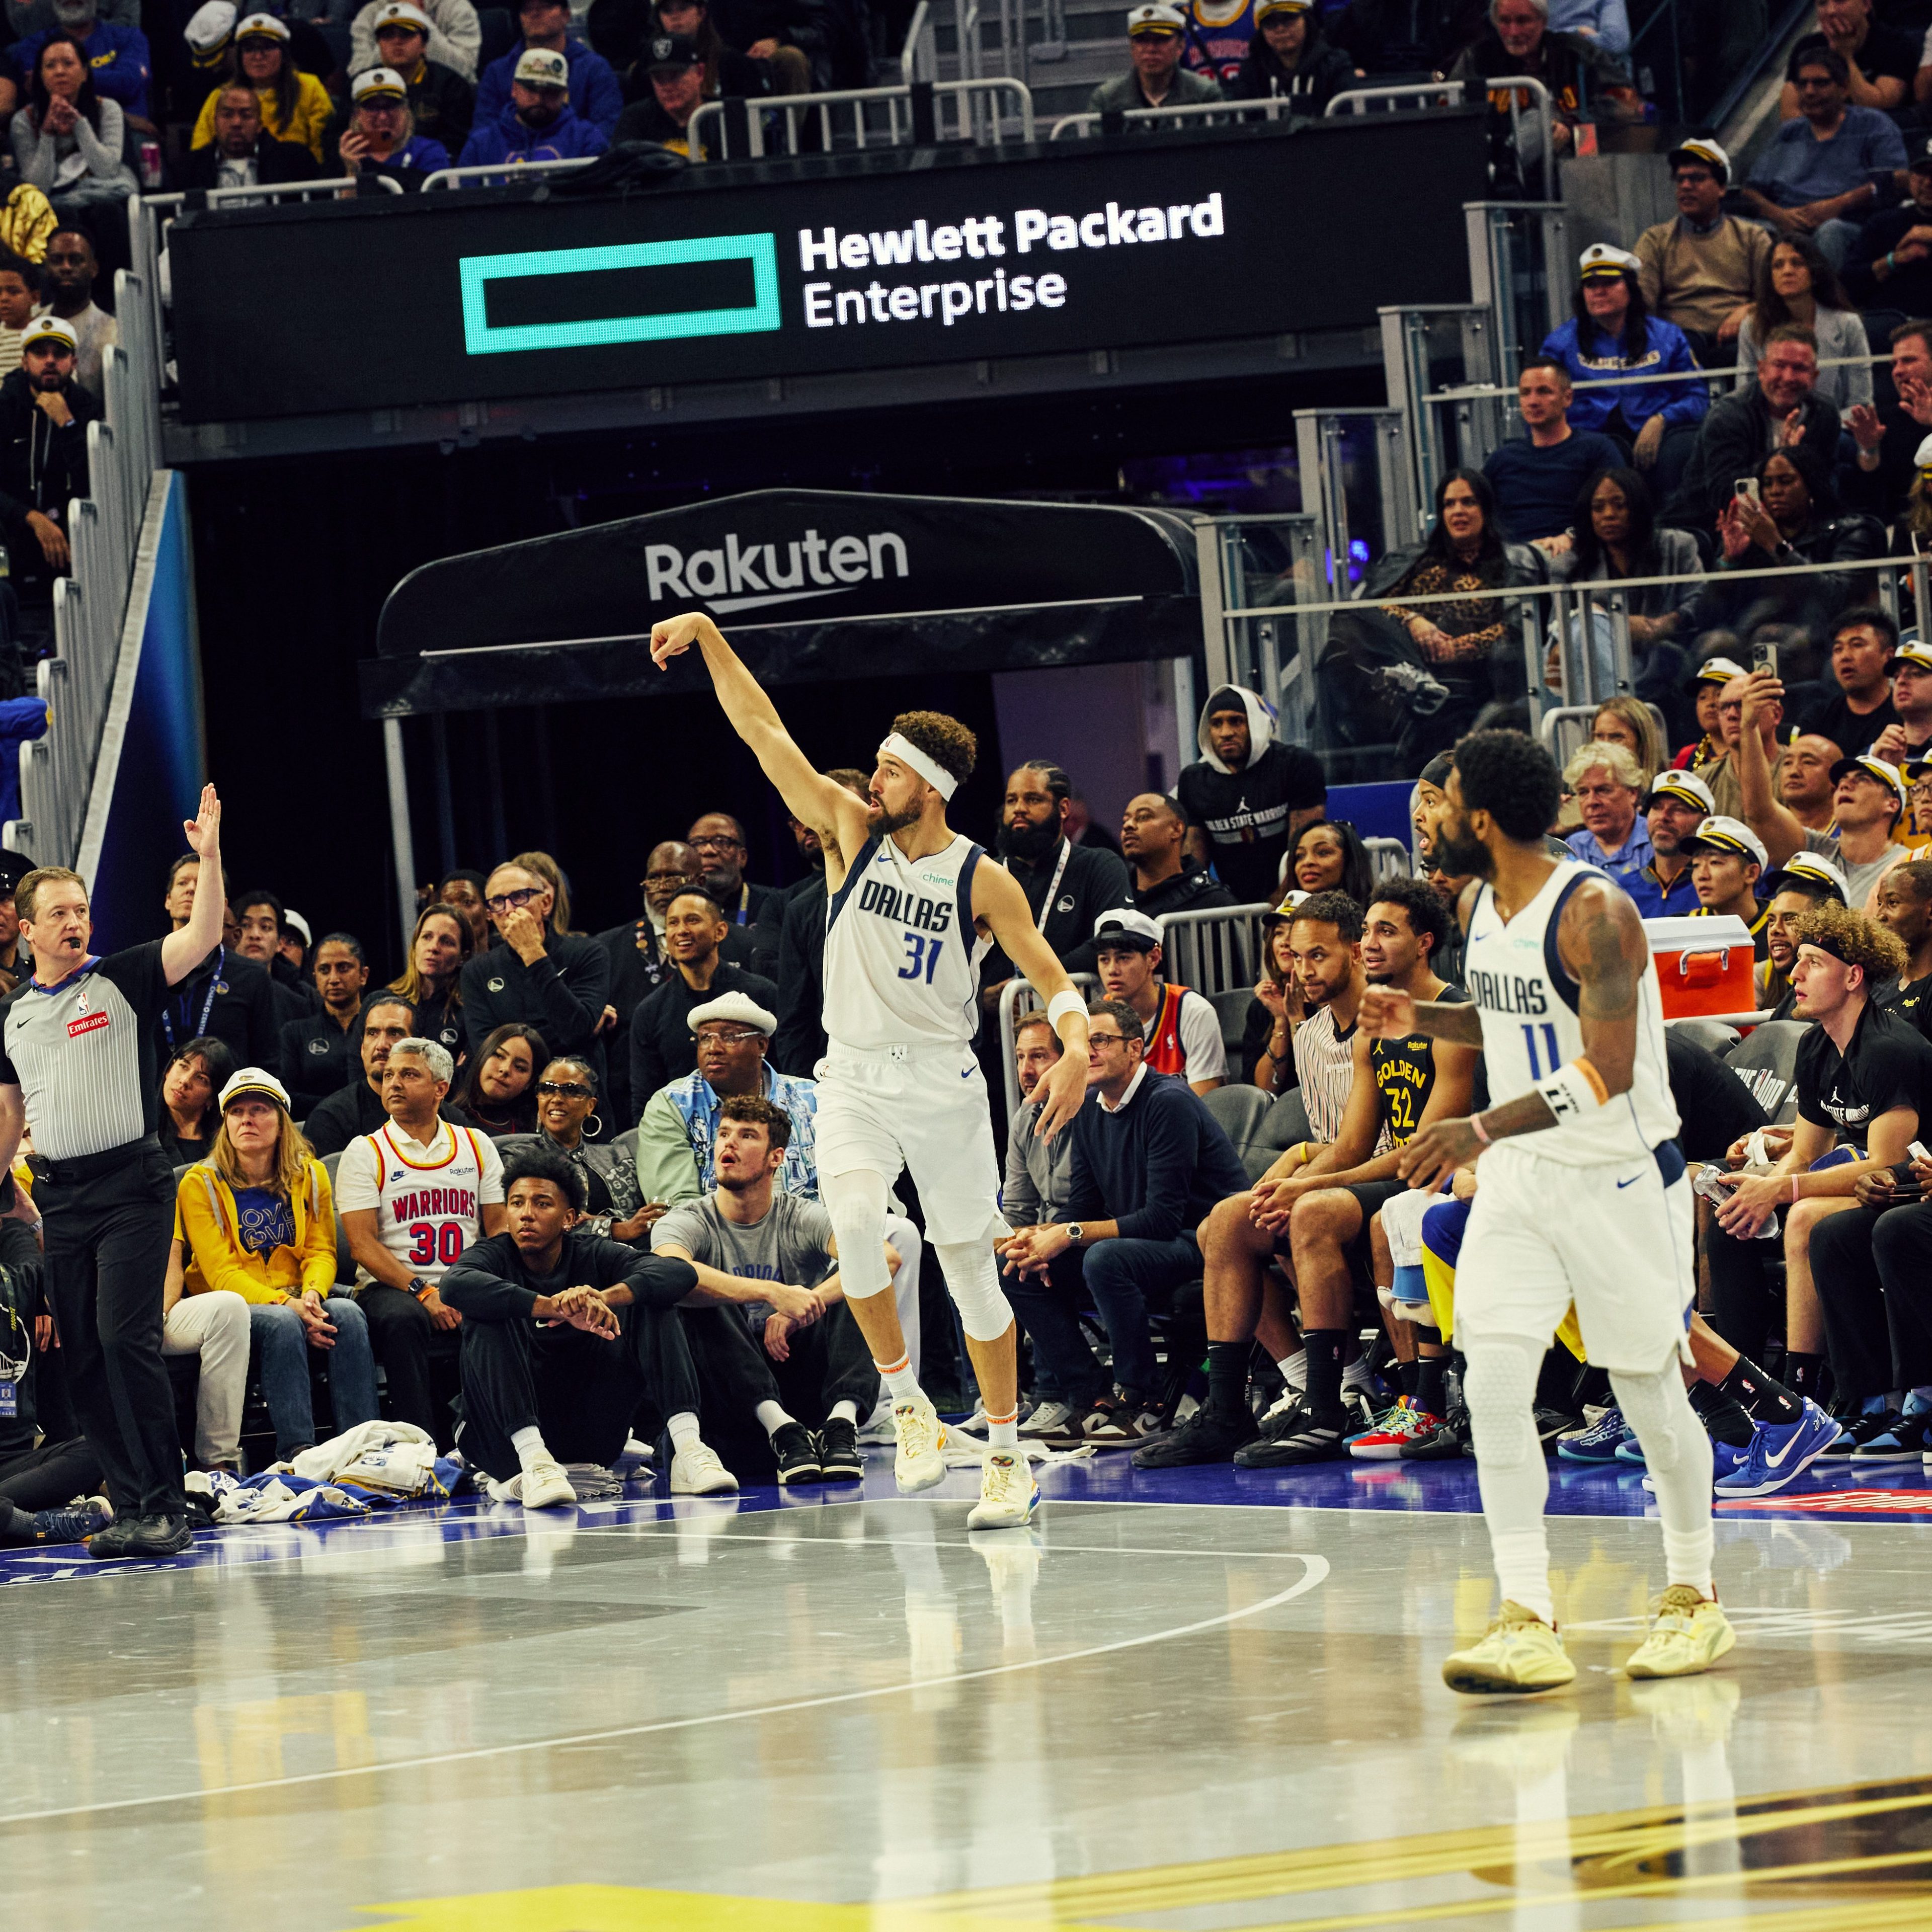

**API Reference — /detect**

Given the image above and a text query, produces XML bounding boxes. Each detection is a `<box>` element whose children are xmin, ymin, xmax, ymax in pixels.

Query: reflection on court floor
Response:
<box><xmin>4</xmin><ymin>1478</ymin><xmax>1927</xmax><ymax>1932</ymax></box>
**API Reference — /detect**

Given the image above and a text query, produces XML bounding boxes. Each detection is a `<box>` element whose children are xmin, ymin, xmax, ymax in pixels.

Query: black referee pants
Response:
<box><xmin>37</xmin><ymin>1145</ymin><xmax>182</xmax><ymax>1517</ymax></box>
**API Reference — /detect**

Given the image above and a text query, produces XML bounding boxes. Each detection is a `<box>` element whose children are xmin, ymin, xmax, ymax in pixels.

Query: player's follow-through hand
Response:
<box><xmin>1032</xmin><ymin>1043</ymin><xmax>1088</xmax><ymax>1141</ymax></box>
<box><xmin>1397</xmin><ymin>1117</ymin><xmax>1483</xmax><ymax>1192</ymax></box>
<box><xmin>650</xmin><ymin>612</ymin><xmax>712</xmax><ymax>670</ymax></box>
<box><xmin>1357</xmin><ymin>986</ymin><xmax>1414</xmax><ymax>1039</ymax></box>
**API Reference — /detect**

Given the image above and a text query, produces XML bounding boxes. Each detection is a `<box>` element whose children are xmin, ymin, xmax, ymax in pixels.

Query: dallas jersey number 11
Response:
<box><xmin>1519</xmin><ymin>1022</ymin><xmax>1562</xmax><ymax>1081</ymax></box>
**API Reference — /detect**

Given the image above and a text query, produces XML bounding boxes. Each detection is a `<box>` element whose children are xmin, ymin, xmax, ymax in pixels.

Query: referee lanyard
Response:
<box><xmin>160</xmin><ymin>945</ymin><xmax>222</xmax><ymax>1050</ymax></box>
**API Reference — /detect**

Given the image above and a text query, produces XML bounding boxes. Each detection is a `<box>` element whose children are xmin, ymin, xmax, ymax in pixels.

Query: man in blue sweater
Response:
<box><xmin>1481</xmin><ymin>358</ymin><xmax>1624</xmax><ymax>545</ymax></box>
<box><xmin>1000</xmin><ymin>996</ymin><xmax>1248</xmax><ymax>1445</ymax></box>
<box><xmin>473</xmin><ymin>0</ymin><xmax>621</xmax><ymax>136</ymax></box>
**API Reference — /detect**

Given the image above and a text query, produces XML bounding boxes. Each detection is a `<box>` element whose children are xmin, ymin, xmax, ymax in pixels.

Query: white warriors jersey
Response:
<box><xmin>359</xmin><ymin>1119</ymin><xmax>494</xmax><ymax>1280</ymax></box>
<box><xmin>1463</xmin><ymin>859</ymin><xmax>1679</xmax><ymax>1168</ymax></box>
<box><xmin>822</xmin><ymin>831</ymin><xmax>992</xmax><ymax>1052</ymax></box>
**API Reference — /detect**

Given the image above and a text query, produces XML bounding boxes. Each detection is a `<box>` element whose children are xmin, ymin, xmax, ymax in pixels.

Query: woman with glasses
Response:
<box><xmin>387</xmin><ymin>901</ymin><xmax>473</xmax><ymax>1066</ymax></box>
<box><xmin>458</xmin><ymin>858</ymin><xmax>611</xmax><ymax>1087</ymax></box>
<box><xmin>449</xmin><ymin>1022</ymin><xmax>547</xmax><ymax>1137</ymax></box>
<box><xmin>501</xmin><ymin>1056</ymin><xmax>659</xmax><ymax>1242</ymax></box>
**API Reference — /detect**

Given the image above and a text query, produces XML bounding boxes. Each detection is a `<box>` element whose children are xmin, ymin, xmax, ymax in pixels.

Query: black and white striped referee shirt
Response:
<box><xmin>0</xmin><ymin>942</ymin><xmax>170</xmax><ymax>1162</ymax></box>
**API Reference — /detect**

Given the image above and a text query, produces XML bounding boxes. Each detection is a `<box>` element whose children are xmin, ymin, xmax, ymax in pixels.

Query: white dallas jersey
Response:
<box><xmin>823</xmin><ymin>831</ymin><xmax>992</xmax><ymax>1053</ymax></box>
<box><xmin>1464</xmin><ymin>859</ymin><xmax>1678</xmax><ymax>1169</ymax></box>
<box><xmin>356</xmin><ymin>1119</ymin><xmax>496</xmax><ymax>1280</ymax></box>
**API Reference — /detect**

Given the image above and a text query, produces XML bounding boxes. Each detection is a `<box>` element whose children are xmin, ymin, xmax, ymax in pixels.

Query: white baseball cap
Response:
<box><xmin>185</xmin><ymin>0</ymin><xmax>235</xmax><ymax>55</ymax></box>
<box><xmin>1093</xmin><ymin>907</ymin><xmax>1162</xmax><ymax>950</ymax></box>
<box><xmin>513</xmin><ymin>45</ymin><xmax>569</xmax><ymax>86</ymax></box>
<box><xmin>371</xmin><ymin>0</ymin><xmax>432</xmax><ymax>29</ymax></box>
<box><xmin>1645</xmin><ymin>769</ymin><xmax>1715</xmax><ymax>814</ymax></box>
<box><xmin>1578</xmin><ymin>243</ymin><xmax>1641</xmax><ymax>279</ymax></box>
<box><xmin>234</xmin><ymin>11</ymin><xmax>290</xmax><ymax>38</ymax></box>
<box><xmin>1680</xmin><ymin>815</ymin><xmax>1768</xmax><ymax>869</ymax></box>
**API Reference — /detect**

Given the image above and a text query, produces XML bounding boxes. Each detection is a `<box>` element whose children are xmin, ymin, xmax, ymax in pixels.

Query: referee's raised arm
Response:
<box><xmin>159</xmin><ymin>785</ymin><xmax>224</xmax><ymax>987</ymax></box>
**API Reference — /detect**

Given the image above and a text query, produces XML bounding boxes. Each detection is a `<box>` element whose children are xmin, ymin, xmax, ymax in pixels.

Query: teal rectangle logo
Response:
<box><xmin>458</xmin><ymin>232</ymin><xmax>780</xmax><ymax>355</ymax></box>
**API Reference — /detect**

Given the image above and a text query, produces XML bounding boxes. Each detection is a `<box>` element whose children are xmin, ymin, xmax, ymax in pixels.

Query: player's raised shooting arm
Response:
<box><xmin>650</xmin><ymin>613</ymin><xmax>868</xmax><ymax>853</ymax></box>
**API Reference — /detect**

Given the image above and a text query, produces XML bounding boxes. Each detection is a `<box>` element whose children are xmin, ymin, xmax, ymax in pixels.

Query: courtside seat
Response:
<box><xmin>1723</xmin><ymin>1020</ymin><xmax>1807</xmax><ymax>1128</ymax></box>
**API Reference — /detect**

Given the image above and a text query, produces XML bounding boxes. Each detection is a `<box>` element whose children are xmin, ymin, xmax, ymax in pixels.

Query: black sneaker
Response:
<box><xmin>1818</xmin><ymin>1411</ymin><xmax>1892</xmax><ymax>1459</ymax></box>
<box><xmin>86</xmin><ymin>1512</ymin><xmax>192</xmax><ymax>1561</ymax></box>
<box><xmin>1400</xmin><ymin>1404</ymin><xmax>1472</xmax><ymax>1460</ymax></box>
<box><xmin>772</xmin><ymin>1422</ymin><xmax>823</xmax><ymax>1485</ymax></box>
<box><xmin>1232</xmin><ymin>1400</ymin><xmax>1349</xmax><ymax>1467</ymax></box>
<box><xmin>1534</xmin><ymin>1406</ymin><xmax>1580</xmax><ymax>1448</ymax></box>
<box><xmin>817</xmin><ymin>1417</ymin><xmax>863</xmax><ymax>1482</ymax></box>
<box><xmin>1131</xmin><ymin>1402</ymin><xmax>1259</xmax><ymax>1468</ymax></box>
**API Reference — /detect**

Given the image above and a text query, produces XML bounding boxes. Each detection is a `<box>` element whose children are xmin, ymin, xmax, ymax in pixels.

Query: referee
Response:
<box><xmin>0</xmin><ymin>785</ymin><xmax>227</xmax><ymax>1559</ymax></box>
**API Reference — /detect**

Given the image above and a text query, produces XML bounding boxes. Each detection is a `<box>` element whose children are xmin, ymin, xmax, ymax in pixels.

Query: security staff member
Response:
<box><xmin>0</xmin><ymin>785</ymin><xmax>228</xmax><ymax>1559</ymax></box>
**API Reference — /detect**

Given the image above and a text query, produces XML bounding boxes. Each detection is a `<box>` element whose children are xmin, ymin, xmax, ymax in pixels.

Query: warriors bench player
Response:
<box><xmin>652</xmin><ymin>612</ymin><xmax>1090</xmax><ymax>1529</ymax></box>
<box><xmin>1359</xmin><ymin>732</ymin><xmax>1734</xmax><ymax>1693</ymax></box>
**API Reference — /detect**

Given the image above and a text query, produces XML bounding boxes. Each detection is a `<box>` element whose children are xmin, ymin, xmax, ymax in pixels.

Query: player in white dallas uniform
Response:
<box><xmin>1361</xmin><ymin>731</ymin><xmax>1735</xmax><ymax>1694</ymax></box>
<box><xmin>652</xmin><ymin>612</ymin><xmax>1091</xmax><ymax>1530</ymax></box>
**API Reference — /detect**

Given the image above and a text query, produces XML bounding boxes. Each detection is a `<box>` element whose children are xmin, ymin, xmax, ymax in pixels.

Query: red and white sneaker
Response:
<box><xmin>1348</xmin><ymin>1398</ymin><xmax>1441</xmax><ymax>1461</ymax></box>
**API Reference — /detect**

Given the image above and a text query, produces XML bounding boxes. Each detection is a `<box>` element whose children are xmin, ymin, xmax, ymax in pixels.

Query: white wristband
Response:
<box><xmin>1534</xmin><ymin>1060</ymin><xmax>1606</xmax><ymax>1124</ymax></box>
<box><xmin>1045</xmin><ymin>989</ymin><xmax>1087</xmax><ymax>1032</ymax></box>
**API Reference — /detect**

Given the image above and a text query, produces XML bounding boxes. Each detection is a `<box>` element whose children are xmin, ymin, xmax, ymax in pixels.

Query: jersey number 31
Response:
<box><xmin>898</xmin><ymin>932</ymin><xmax>943</xmax><ymax>984</ymax></box>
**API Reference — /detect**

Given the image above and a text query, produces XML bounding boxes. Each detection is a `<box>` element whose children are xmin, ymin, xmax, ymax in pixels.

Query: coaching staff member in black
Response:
<box><xmin>0</xmin><ymin>785</ymin><xmax>227</xmax><ymax>1559</ymax></box>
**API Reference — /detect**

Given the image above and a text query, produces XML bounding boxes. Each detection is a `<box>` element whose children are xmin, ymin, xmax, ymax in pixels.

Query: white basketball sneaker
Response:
<box><xmin>893</xmin><ymin>1398</ymin><xmax>950</xmax><ymax>1492</ymax></box>
<box><xmin>967</xmin><ymin>1450</ymin><xmax>1039</xmax><ymax>1530</ymax></box>
<box><xmin>520</xmin><ymin>1459</ymin><xmax>578</xmax><ymax>1509</ymax></box>
<box><xmin>670</xmin><ymin>1440</ymin><xmax>740</xmax><ymax>1495</ymax></box>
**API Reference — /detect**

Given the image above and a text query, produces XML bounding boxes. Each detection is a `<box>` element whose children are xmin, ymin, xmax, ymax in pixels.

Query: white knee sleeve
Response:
<box><xmin>1463</xmin><ymin>1336</ymin><xmax>1541</xmax><ymax>1470</ymax></box>
<box><xmin>1463</xmin><ymin>1334</ymin><xmax>1554</xmax><ymax>1624</ymax></box>
<box><xmin>1610</xmin><ymin>1361</ymin><xmax>1714</xmax><ymax>1595</ymax></box>
<box><xmin>824</xmin><ymin>1168</ymin><xmax>892</xmax><ymax>1300</ymax></box>
<box><xmin>935</xmin><ymin>1240</ymin><xmax>1013</xmax><ymax>1343</ymax></box>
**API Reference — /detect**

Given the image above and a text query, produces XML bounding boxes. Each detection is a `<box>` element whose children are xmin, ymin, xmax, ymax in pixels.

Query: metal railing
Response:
<box><xmin>1160</xmin><ymin>902</ymin><xmax>1271</xmax><ymax>1000</ymax></box>
<box><xmin>1326</xmin><ymin>81</ymin><xmax>1467</xmax><ymax>115</ymax></box>
<box><xmin>688</xmin><ymin>76</ymin><xmax>1033</xmax><ymax>156</ymax></box>
<box><xmin>900</xmin><ymin>0</ymin><xmax>936</xmax><ymax>84</ymax></box>
<box><xmin>5</xmin><ymin>266</ymin><xmax>164</xmax><ymax>866</ymax></box>
<box><xmin>1049</xmin><ymin>96</ymin><xmax>1291</xmax><ymax>138</ymax></box>
<box><xmin>421</xmin><ymin>156</ymin><xmax>597</xmax><ymax>190</ymax></box>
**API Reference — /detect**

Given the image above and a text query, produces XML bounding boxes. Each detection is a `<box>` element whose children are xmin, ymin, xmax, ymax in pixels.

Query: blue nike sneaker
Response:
<box><xmin>1714</xmin><ymin>1400</ymin><xmax>1840</xmax><ymax>1498</ymax></box>
<box><xmin>1615</xmin><ymin>1434</ymin><xmax>1646</xmax><ymax>1466</ymax></box>
<box><xmin>1638</xmin><ymin>1440</ymin><xmax>1750</xmax><ymax>1494</ymax></box>
<box><xmin>1557</xmin><ymin>1407</ymin><xmax>1631</xmax><ymax>1463</ymax></box>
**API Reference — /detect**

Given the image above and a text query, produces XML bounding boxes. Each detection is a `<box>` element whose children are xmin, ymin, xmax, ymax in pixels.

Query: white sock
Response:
<box><xmin>986</xmin><ymin>1407</ymin><xmax>1019</xmax><ymax>1450</ymax></box>
<box><xmin>876</xmin><ymin>1352</ymin><xmax>922</xmax><ymax>1404</ymax></box>
<box><xmin>829</xmin><ymin>1399</ymin><xmax>859</xmax><ymax>1424</ymax></box>
<box><xmin>511</xmin><ymin>1426</ymin><xmax>547</xmax><ymax>1473</ymax></box>
<box><xmin>1342</xmin><ymin>1355</ymin><xmax>1376</xmax><ymax>1394</ymax></box>
<box><xmin>667</xmin><ymin>1412</ymin><xmax>701</xmax><ymax>1454</ymax></box>
<box><xmin>1276</xmin><ymin>1349</ymin><xmax>1306</xmax><ymax>1390</ymax></box>
<box><xmin>756</xmin><ymin>1400</ymin><xmax>795</xmax><ymax>1436</ymax></box>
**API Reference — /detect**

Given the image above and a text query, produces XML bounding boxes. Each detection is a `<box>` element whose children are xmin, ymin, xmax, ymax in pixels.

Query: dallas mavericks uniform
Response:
<box><xmin>1455</xmin><ymin>860</ymin><xmax>1693</xmax><ymax>1371</ymax></box>
<box><xmin>816</xmin><ymin>831</ymin><xmax>1004</xmax><ymax>1245</ymax></box>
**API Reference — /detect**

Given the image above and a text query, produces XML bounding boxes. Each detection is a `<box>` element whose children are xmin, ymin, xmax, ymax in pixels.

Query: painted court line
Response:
<box><xmin>0</xmin><ymin>1550</ymin><xmax>1329</xmax><ymax>1829</ymax></box>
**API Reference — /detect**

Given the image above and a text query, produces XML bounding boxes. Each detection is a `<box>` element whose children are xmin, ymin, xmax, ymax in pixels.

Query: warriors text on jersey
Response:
<box><xmin>1463</xmin><ymin>861</ymin><xmax>1678</xmax><ymax>1165</ymax></box>
<box><xmin>822</xmin><ymin>831</ymin><xmax>991</xmax><ymax>1053</ymax></box>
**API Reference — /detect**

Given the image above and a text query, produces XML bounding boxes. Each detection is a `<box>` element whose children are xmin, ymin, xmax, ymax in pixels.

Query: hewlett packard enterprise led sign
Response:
<box><xmin>168</xmin><ymin>114</ymin><xmax>1486</xmax><ymax>423</ymax></box>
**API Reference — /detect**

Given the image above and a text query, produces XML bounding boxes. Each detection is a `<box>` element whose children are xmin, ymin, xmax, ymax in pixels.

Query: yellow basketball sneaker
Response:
<box><xmin>1441</xmin><ymin>1600</ymin><xmax>1577</xmax><ymax>1695</ymax></box>
<box><xmin>893</xmin><ymin>1398</ymin><xmax>950</xmax><ymax>1493</ymax></box>
<box><xmin>1622</xmin><ymin>1585</ymin><xmax>1736</xmax><ymax>1679</ymax></box>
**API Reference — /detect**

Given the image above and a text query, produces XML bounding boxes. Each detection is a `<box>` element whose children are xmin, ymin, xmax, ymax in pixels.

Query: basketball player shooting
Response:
<box><xmin>652</xmin><ymin>612</ymin><xmax>1091</xmax><ymax>1530</ymax></box>
<box><xmin>1357</xmin><ymin>731</ymin><xmax>1733</xmax><ymax>1694</ymax></box>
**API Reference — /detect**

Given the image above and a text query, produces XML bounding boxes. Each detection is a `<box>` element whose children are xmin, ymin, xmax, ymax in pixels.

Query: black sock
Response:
<box><xmin>0</xmin><ymin>1499</ymin><xmax>30</xmax><ymax>1544</ymax></box>
<box><xmin>1721</xmin><ymin>1354</ymin><xmax>1805</xmax><ymax>1426</ymax></box>
<box><xmin>1398</xmin><ymin>1357</ymin><xmax>1420</xmax><ymax>1401</ymax></box>
<box><xmin>1206</xmin><ymin>1340</ymin><xmax>1249</xmax><ymax>1418</ymax></box>
<box><xmin>1780</xmin><ymin>1351</ymin><xmax>1823</xmax><ymax>1405</ymax></box>
<box><xmin>1303</xmin><ymin>1329</ymin><xmax>1347</xmax><ymax>1415</ymax></box>
<box><xmin>1415</xmin><ymin>1352</ymin><xmax>1448</xmax><ymax>1416</ymax></box>
<box><xmin>1687</xmin><ymin>1378</ymin><xmax>1756</xmax><ymax>1446</ymax></box>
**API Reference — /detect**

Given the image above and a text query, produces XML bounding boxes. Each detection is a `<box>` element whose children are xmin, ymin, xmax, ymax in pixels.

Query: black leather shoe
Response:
<box><xmin>86</xmin><ymin>1512</ymin><xmax>193</xmax><ymax>1561</ymax></box>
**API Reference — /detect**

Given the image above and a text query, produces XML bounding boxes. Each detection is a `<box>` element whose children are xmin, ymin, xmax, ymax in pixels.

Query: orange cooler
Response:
<box><xmin>1644</xmin><ymin>914</ymin><xmax>1757</xmax><ymax>1020</ymax></box>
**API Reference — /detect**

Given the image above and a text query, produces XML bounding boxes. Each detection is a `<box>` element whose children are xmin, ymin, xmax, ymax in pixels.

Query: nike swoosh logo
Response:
<box><xmin>1761</xmin><ymin>1427</ymin><xmax>1808</xmax><ymax>1469</ymax></box>
<box><xmin>1616</xmin><ymin>1173</ymin><xmax>1645</xmax><ymax>1190</ymax></box>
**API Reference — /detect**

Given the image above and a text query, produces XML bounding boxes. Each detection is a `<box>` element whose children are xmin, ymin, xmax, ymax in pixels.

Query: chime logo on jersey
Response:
<box><xmin>857</xmin><ymin>878</ymin><xmax>953</xmax><ymax>933</ymax></box>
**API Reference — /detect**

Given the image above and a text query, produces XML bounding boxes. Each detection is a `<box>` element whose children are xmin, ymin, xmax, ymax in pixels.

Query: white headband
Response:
<box><xmin>878</xmin><ymin>731</ymin><xmax>957</xmax><ymax>800</ymax></box>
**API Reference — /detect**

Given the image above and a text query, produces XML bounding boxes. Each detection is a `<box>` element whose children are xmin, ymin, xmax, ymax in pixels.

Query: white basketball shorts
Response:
<box><xmin>814</xmin><ymin>1039</ymin><xmax>1006</xmax><ymax>1248</ymax></box>
<box><xmin>1454</xmin><ymin>1139</ymin><xmax>1695</xmax><ymax>1374</ymax></box>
